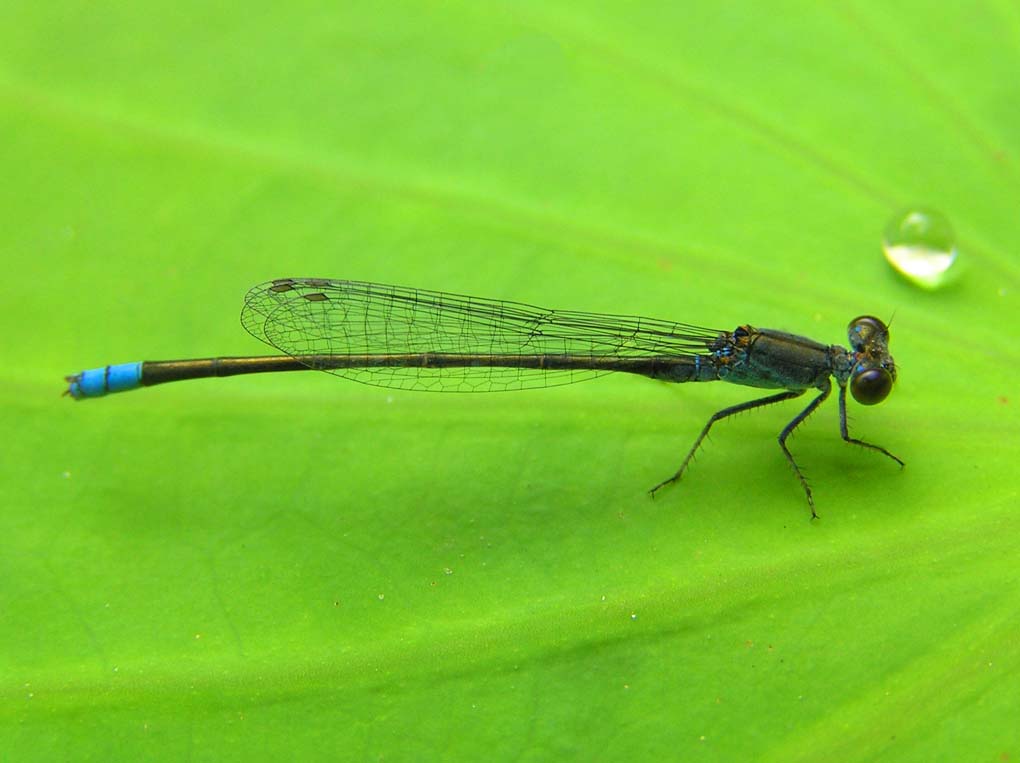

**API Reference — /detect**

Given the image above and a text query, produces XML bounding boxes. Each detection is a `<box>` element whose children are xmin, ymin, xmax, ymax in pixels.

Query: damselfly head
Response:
<box><xmin>847</xmin><ymin>316</ymin><xmax>895</xmax><ymax>405</ymax></box>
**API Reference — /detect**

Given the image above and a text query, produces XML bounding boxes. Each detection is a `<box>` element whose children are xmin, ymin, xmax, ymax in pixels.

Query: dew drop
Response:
<box><xmin>882</xmin><ymin>207</ymin><xmax>959</xmax><ymax>289</ymax></box>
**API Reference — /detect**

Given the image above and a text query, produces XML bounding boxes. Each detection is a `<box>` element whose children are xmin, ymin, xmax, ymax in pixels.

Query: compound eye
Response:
<box><xmin>848</xmin><ymin>315</ymin><xmax>889</xmax><ymax>350</ymax></box>
<box><xmin>851</xmin><ymin>368</ymin><xmax>893</xmax><ymax>405</ymax></box>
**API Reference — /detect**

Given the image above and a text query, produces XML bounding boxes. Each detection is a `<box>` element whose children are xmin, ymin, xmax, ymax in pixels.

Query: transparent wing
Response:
<box><xmin>240</xmin><ymin>278</ymin><xmax>724</xmax><ymax>392</ymax></box>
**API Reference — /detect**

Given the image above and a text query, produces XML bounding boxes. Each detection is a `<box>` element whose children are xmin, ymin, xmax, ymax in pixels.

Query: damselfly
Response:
<box><xmin>66</xmin><ymin>278</ymin><xmax>904</xmax><ymax>517</ymax></box>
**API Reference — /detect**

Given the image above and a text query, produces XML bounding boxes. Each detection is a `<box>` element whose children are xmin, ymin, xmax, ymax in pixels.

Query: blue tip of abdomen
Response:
<box><xmin>66</xmin><ymin>362</ymin><xmax>143</xmax><ymax>399</ymax></box>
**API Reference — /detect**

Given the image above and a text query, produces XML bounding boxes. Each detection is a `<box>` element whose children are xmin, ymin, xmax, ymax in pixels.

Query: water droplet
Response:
<box><xmin>882</xmin><ymin>207</ymin><xmax>959</xmax><ymax>289</ymax></box>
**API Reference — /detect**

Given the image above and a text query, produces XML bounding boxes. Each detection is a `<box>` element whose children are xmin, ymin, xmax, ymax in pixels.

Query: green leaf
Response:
<box><xmin>2</xmin><ymin>2</ymin><xmax>1017</xmax><ymax>760</ymax></box>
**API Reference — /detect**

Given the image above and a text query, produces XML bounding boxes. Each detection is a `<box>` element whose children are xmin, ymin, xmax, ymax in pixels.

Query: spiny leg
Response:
<box><xmin>838</xmin><ymin>385</ymin><xmax>905</xmax><ymax>467</ymax></box>
<box><xmin>649</xmin><ymin>389</ymin><xmax>805</xmax><ymax>497</ymax></box>
<box><xmin>777</xmin><ymin>384</ymin><xmax>833</xmax><ymax>519</ymax></box>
